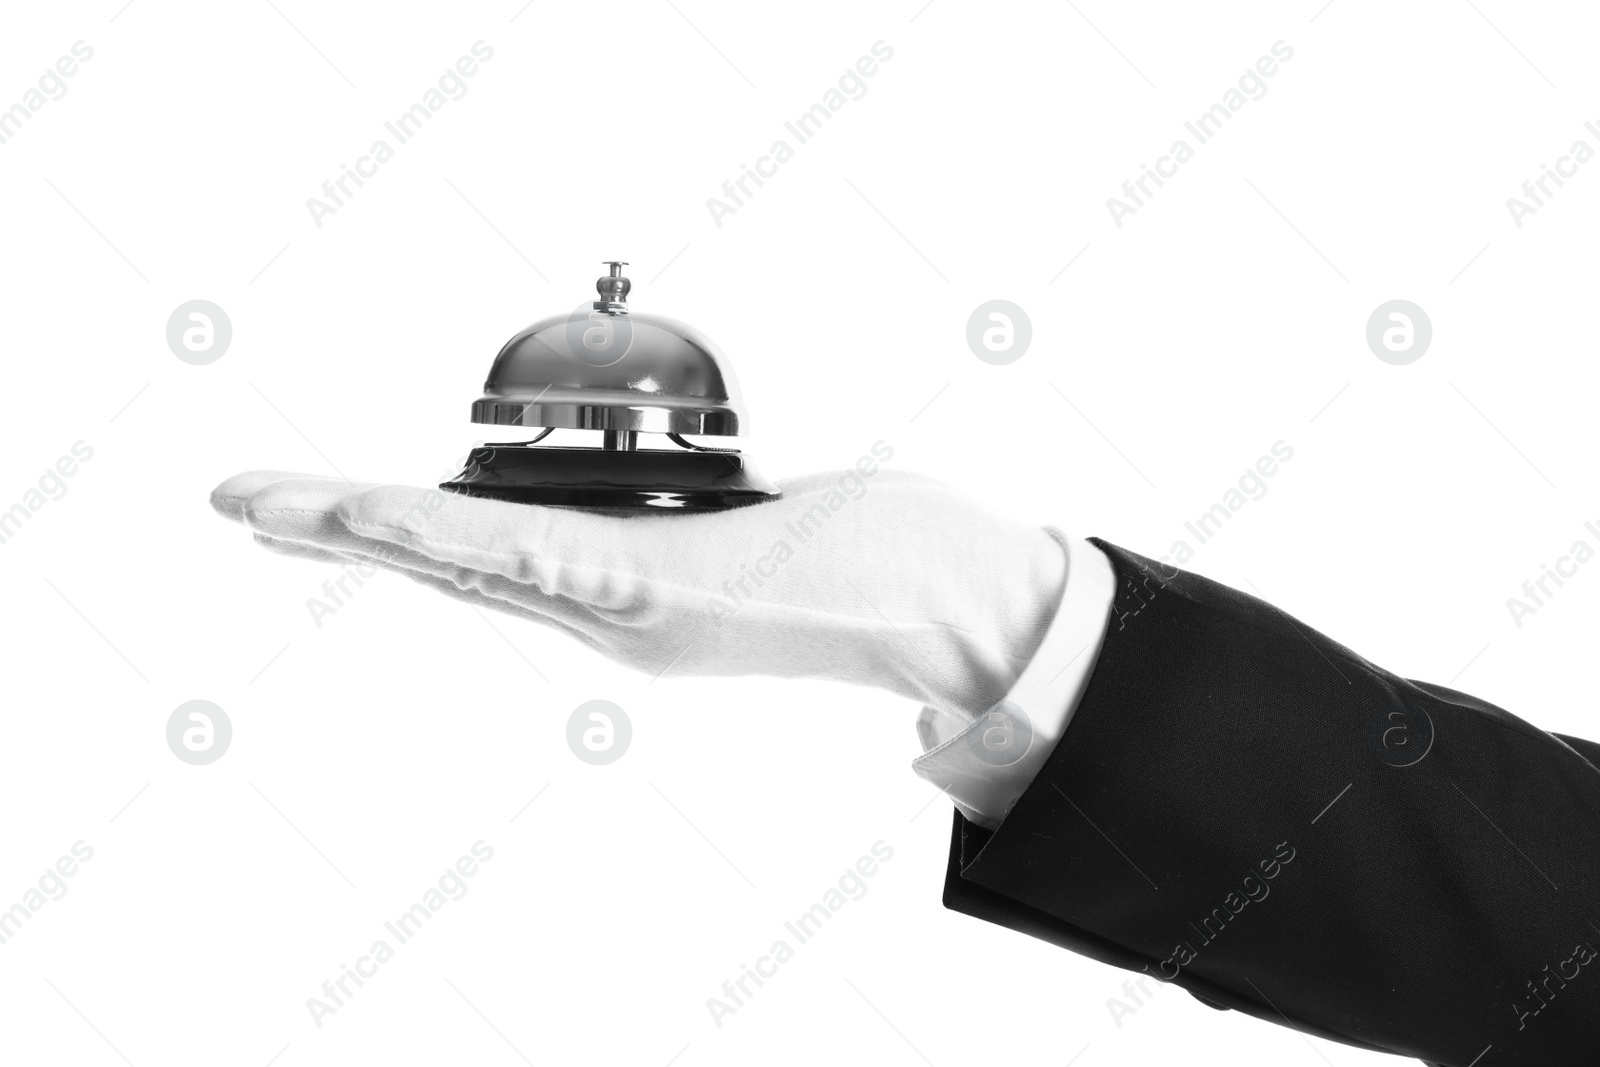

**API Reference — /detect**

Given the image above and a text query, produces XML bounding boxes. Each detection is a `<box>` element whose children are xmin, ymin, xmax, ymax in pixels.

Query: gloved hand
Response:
<box><xmin>210</xmin><ymin>466</ymin><xmax>1067</xmax><ymax>721</ymax></box>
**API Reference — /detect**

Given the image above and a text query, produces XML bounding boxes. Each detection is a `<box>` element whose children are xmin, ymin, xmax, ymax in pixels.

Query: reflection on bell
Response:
<box><xmin>441</xmin><ymin>261</ymin><xmax>783</xmax><ymax>511</ymax></box>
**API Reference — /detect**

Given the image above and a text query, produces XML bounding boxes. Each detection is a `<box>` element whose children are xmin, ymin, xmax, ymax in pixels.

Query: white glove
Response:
<box><xmin>210</xmin><ymin>465</ymin><xmax>1067</xmax><ymax>722</ymax></box>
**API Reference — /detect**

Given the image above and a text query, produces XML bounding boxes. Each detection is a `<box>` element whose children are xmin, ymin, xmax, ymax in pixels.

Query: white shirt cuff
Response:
<box><xmin>910</xmin><ymin>532</ymin><xmax>1116</xmax><ymax>829</ymax></box>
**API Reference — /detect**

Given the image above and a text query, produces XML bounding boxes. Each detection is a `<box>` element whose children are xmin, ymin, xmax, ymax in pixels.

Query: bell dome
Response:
<box><xmin>469</xmin><ymin>262</ymin><xmax>747</xmax><ymax>436</ymax></box>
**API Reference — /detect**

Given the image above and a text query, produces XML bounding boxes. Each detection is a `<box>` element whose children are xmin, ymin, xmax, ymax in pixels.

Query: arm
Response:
<box><xmin>211</xmin><ymin>470</ymin><xmax>1600</xmax><ymax>1065</ymax></box>
<box><xmin>945</xmin><ymin>540</ymin><xmax>1600</xmax><ymax>1066</ymax></box>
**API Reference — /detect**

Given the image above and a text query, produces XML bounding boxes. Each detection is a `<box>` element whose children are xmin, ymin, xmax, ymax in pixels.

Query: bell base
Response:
<box><xmin>440</xmin><ymin>444</ymin><xmax>782</xmax><ymax>511</ymax></box>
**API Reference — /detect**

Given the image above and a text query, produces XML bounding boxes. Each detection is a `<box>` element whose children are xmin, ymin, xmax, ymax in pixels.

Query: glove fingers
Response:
<box><xmin>249</xmin><ymin>532</ymin><xmax>610</xmax><ymax>656</ymax></box>
<box><xmin>219</xmin><ymin>475</ymin><xmax>511</xmax><ymax>609</ymax></box>
<box><xmin>331</xmin><ymin>480</ymin><xmax>878</xmax><ymax>628</ymax></box>
<box><xmin>236</xmin><ymin>476</ymin><xmax>380</xmax><ymax>545</ymax></box>
<box><xmin>336</xmin><ymin>484</ymin><xmax>666</xmax><ymax>604</ymax></box>
<box><xmin>211</xmin><ymin>470</ymin><xmax>348</xmax><ymax>523</ymax></box>
<box><xmin>239</xmin><ymin>479</ymin><xmax>611</xmax><ymax>630</ymax></box>
<box><xmin>246</xmin><ymin>489</ymin><xmax>614</xmax><ymax>646</ymax></box>
<box><xmin>333</xmin><ymin>482</ymin><xmax>856</xmax><ymax>619</ymax></box>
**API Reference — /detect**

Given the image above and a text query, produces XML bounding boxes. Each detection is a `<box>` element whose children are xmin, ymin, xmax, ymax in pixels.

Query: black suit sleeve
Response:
<box><xmin>942</xmin><ymin>540</ymin><xmax>1600</xmax><ymax>1066</ymax></box>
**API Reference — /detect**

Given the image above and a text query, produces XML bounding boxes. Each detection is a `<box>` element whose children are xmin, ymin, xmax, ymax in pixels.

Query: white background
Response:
<box><xmin>2</xmin><ymin>1</ymin><xmax>1597</xmax><ymax>1064</ymax></box>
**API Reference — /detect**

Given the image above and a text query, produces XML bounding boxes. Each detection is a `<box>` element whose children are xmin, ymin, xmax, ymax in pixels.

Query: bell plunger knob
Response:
<box><xmin>594</xmin><ymin>261</ymin><xmax>631</xmax><ymax>313</ymax></box>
